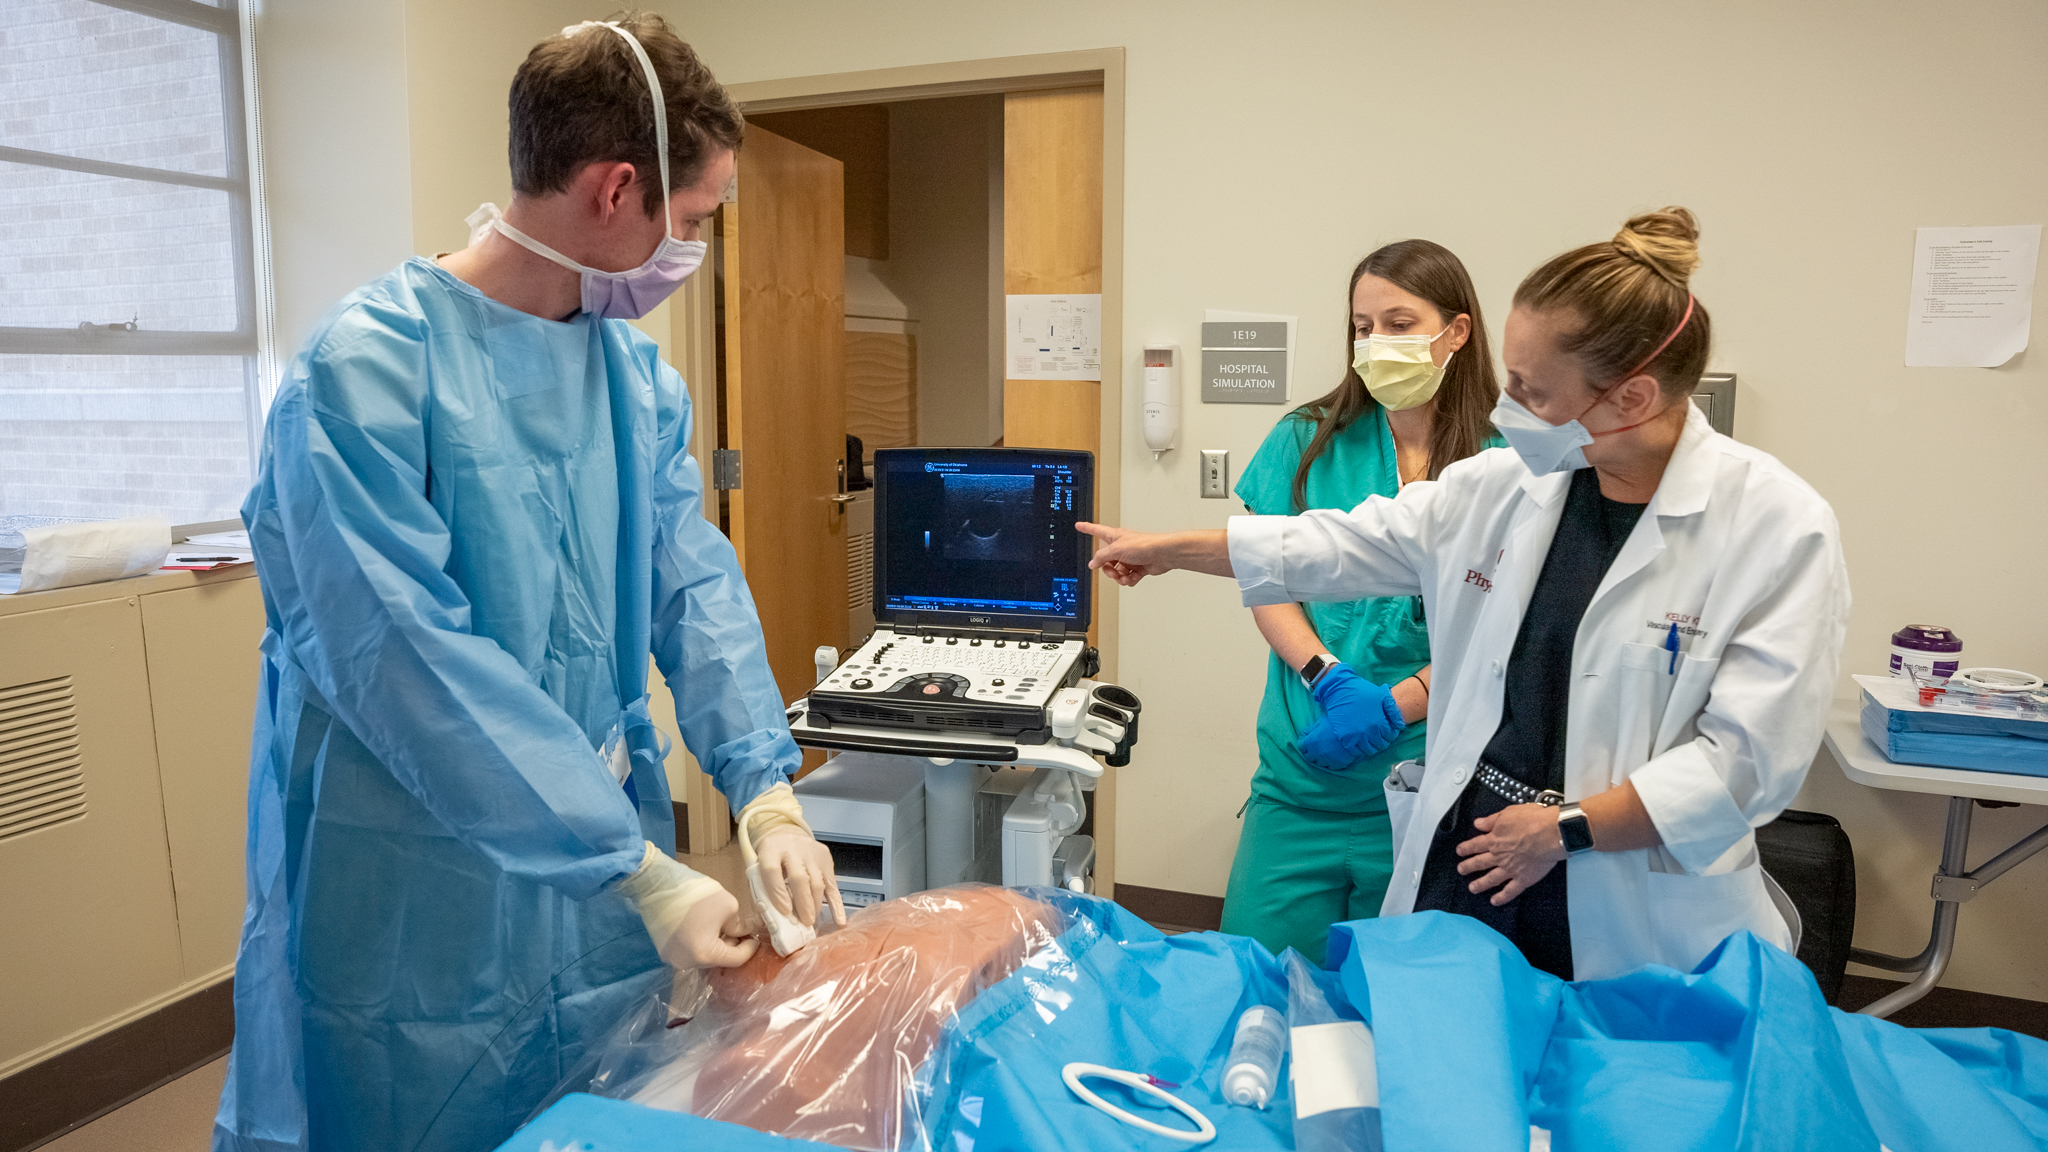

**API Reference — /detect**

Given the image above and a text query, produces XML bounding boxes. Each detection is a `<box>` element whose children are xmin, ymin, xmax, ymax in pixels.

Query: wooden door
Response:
<box><xmin>722</xmin><ymin>126</ymin><xmax>848</xmax><ymax>708</ymax></box>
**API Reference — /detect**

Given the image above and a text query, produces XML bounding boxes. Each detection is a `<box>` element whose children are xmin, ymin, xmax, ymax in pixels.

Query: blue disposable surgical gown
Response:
<box><xmin>212</xmin><ymin>258</ymin><xmax>800</xmax><ymax>1152</ymax></box>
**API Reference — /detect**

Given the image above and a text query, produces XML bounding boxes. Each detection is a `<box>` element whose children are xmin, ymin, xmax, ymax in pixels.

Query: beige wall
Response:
<box><xmin>402</xmin><ymin>0</ymin><xmax>597</xmax><ymax>258</ymax></box>
<box><xmin>257</xmin><ymin>0</ymin><xmax>605</xmax><ymax>354</ymax></box>
<box><xmin>667</xmin><ymin>0</ymin><xmax>2048</xmax><ymax>999</ymax></box>
<box><xmin>257</xmin><ymin>0</ymin><xmax>415</xmax><ymax>356</ymax></box>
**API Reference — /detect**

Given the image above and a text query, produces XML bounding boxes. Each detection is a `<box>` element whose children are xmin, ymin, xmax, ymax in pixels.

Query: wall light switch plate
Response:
<box><xmin>1200</xmin><ymin>449</ymin><xmax>1228</xmax><ymax>498</ymax></box>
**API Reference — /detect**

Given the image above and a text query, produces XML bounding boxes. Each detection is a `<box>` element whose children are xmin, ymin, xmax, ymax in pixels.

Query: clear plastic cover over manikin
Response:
<box><xmin>537</xmin><ymin>885</ymin><xmax>1068</xmax><ymax>1150</ymax></box>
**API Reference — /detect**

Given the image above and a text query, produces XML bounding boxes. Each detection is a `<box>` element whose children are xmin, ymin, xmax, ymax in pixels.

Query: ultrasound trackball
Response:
<box><xmin>896</xmin><ymin>674</ymin><xmax>968</xmax><ymax>699</ymax></box>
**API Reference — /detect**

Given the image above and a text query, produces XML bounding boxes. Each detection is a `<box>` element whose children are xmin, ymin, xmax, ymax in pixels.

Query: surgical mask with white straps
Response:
<box><xmin>464</xmin><ymin>21</ymin><xmax>706</xmax><ymax>320</ymax></box>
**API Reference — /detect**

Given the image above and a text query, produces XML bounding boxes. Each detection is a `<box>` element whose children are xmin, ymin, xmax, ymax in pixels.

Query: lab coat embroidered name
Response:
<box><xmin>1463</xmin><ymin>568</ymin><xmax>1494</xmax><ymax>593</ymax></box>
<box><xmin>1649</xmin><ymin>613</ymin><xmax>1708</xmax><ymax>639</ymax></box>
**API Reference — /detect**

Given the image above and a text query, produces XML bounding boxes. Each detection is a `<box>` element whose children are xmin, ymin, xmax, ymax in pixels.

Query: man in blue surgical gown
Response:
<box><xmin>213</xmin><ymin>16</ymin><xmax>840</xmax><ymax>1152</ymax></box>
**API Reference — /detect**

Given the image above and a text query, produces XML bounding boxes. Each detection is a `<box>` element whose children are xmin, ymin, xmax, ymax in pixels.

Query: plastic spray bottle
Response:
<box><xmin>1223</xmin><ymin>1004</ymin><xmax>1288</xmax><ymax>1108</ymax></box>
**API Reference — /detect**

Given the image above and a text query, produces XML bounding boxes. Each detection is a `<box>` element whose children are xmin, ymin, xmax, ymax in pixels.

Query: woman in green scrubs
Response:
<box><xmin>1221</xmin><ymin>239</ymin><xmax>1503</xmax><ymax>961</ymax></box>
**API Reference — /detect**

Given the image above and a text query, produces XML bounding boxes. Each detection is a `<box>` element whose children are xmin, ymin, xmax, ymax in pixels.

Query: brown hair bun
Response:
<box><xmin>1513</xmin><ymin>206</ymin><xmax>1712</xmax><ymax>397</ymax></box>
<box><xmin>1612</xmin><ymin>207</ymin><xmax>1701</xmax><ymax>288</ymax></box>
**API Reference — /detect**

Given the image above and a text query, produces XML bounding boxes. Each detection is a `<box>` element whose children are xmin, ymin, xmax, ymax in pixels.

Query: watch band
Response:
<box><xmin>1557</xmin><ymin>802</ymin><xmax>1595</xmax><ymax>855</ymax></box>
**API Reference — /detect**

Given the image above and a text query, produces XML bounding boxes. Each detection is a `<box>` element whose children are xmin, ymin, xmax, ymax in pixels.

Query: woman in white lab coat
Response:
<box><xmin>1080</xmin><ymin>208</ymin><xmax>1850</xmax><ymax>980</ymax></box>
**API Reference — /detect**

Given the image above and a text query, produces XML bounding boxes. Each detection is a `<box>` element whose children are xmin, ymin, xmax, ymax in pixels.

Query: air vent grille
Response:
<box><xmin>830</xmin><ymin>702</ymin><xmax>1018</xmax><ymax>732</ymax></box>
<box><xmin>848</xmin><ymin>531</ymin><xmax>874</xmax><ymax>613</ymax></box>
<box><xmin>0</xmin><ymin>675</ymin><xmax>86</xmax><ymax>841</ymax></box>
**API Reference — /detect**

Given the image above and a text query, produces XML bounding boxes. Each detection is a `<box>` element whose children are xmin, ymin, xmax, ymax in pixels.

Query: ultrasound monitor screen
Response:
<box><xmin>874</xmin><ymin>448</ymin><xmax>1092</xmax><ymax>624</ymax></box>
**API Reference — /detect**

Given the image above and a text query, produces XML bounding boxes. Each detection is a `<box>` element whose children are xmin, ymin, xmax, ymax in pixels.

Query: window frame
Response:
<box><xmin>0</xmin><ymin>0</ymin><xmax>262</xmax><ymax>361</ymax></box>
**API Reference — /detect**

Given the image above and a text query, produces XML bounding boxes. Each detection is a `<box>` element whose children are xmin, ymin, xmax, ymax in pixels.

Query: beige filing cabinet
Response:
<box><xmin>0</xmin><ymin>567</ymin><xmax>264</xmax><ymax>1078</ymax></box>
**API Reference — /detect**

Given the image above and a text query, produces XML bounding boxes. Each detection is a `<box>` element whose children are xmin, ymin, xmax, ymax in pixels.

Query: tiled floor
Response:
<box><xmin>41</xmin><ymin>1057</ymin><xmax>224</xmax><ymax>1152</ymax></box>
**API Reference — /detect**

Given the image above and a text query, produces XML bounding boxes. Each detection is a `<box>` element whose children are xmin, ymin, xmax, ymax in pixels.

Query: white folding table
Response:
<box><xmin>1823</xmin><ymin>700</ymin><xmax>2048</xmax><ymax>1017</ymax></box>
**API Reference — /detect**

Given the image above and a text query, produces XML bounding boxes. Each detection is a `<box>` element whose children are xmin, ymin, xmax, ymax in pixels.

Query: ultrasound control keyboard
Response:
<box><xmin>807</xmin><ymin>628</ymin><xmax>1087</xmax><ymax>739</ymax></box>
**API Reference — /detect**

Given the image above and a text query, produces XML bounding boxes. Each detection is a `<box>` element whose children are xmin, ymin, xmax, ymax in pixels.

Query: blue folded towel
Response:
<box><xmin>1861</xmin><ymin>696</ymin><xmax>2048</xmax><ymax>776</ymax></box>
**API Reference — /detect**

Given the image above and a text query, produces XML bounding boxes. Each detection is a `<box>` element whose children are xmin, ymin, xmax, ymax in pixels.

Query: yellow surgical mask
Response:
<box><xmin>1352</xmin><ymin>328</ymin><xmax>1455</xmax><ymax>411</ymax></box>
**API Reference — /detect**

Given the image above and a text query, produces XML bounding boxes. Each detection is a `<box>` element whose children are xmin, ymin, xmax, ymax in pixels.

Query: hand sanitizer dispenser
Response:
<box><xmin>1142</xmin><ymin>344</ymin><xmax>1179</xmax><ymax>459</ymax></box>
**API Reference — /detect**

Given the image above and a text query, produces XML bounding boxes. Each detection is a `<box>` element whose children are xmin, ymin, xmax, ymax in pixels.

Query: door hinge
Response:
<box><xmin>712</xmin><ymin>449</ymin><xmax>742</xmax><ymax>490</ymax></box>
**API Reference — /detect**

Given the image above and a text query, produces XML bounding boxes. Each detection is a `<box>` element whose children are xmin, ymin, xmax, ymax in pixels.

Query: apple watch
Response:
<box><xmin>1300</xmin><ymin>653</ymin><xmax>1338</xmax><ymax>690</ymax></box>
<box><xmin>1557</xmin><ymin>802</ymin><xmax>1595</xmax><ymax>855</ymax></box>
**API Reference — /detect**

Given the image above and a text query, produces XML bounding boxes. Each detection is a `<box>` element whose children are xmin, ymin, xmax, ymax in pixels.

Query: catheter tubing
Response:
<box><xmin>1061</xmin><ymin>1063</ymin><xmax>1217</xmax><ymax>1145</ymax></box>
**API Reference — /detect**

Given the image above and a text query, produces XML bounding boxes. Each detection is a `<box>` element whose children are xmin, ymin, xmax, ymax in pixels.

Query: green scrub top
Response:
<box><xmin>1234</xmin><ymin>406</ymin><xmax>1497</xmax><ymax>813</ymax></box>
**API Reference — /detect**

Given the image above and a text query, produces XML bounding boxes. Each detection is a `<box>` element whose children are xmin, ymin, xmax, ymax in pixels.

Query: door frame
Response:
<box><xmin>706</xmin><ymin>50</ymin><xmax>1129</xmax><ymax>894</ymax></box>
<box><xmin>720</xmin><ymin>48</ymin><xmax>1126</xmax><ymax>685</ymax></box>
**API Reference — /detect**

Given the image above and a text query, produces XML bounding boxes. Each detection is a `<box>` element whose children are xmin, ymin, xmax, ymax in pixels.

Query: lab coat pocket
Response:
<box><xmin>1644</xmin><ymin>865</ymin><xmax>1778</xmax><ymax>972</ymax></box>
<box><xmin>1383</xmin><ymin>760</ymin><xmax>1423</xmax><ymax>854</ymax></box>
<box><xmin>1653</xmin><ymin>654</ymin><xmax>1721</xmax><ymax>754</ymax></box>
<box><xmin>1613</xmin><ymin>643</ymin><xmax>1678</xmax><ymax>775</ymax></box>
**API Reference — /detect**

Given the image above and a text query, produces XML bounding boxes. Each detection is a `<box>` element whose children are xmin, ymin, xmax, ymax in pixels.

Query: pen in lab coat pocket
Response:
<box><xmin>1665</xmin><ymin>622</ymin><xmax>1680</xmax><ymax>674</ymax></box>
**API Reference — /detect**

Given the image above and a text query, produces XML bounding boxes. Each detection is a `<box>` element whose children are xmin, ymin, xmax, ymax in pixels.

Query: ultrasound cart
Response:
<box><xmin>787</xmin><ymin>448</ymin><xmax>1140</xmax><ymax>897</ymax></box>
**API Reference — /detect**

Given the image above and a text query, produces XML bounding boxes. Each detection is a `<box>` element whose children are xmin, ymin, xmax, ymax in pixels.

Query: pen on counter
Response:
<box><xmin>174</xmin><ymin>555</ymin><xmax>242</xmax><ymax>563</ymax></box>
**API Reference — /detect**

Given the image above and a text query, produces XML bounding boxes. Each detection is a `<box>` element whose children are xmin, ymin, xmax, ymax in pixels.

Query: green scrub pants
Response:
<box><xmin>1221</xmin><ymin>794</ymin><xmax>1395</xmax><ymax>964</ymax></box>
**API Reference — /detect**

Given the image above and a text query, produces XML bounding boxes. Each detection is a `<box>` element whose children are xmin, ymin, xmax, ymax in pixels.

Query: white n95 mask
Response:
<box><xmin>1352</xmin><ymin>329</ymin><xmax>1454</xmax><ymax>411</ymax></box>
<box><xmin>464</xmin><ymin>21</ymin><xmax>705</xmax><ymax>320</ymax></box>
<box><xmin>1490</xmin><ymin>391</ymin><xmax>1596</xmax><ymax>475</ymax></box>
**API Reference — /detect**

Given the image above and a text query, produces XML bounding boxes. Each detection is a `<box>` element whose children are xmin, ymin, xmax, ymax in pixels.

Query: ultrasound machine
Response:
<box><xmin>786</xmin><ymin>448</ymin><xmax>1142</xmax><ymax>898</ymax></box>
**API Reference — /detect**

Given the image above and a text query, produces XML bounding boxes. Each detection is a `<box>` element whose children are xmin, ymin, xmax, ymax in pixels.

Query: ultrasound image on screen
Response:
<box><xmin>876</xmin><ymin>450</ymin><xmax>1089</xmax><ymax>621</ymax></box>
<box><xmin>941</xmin><ymin>474</ymin><xmax>1034</xmax><ymax>562</ymax></box>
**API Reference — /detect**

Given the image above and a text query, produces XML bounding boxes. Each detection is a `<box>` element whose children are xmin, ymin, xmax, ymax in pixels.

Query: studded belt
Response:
<box><xmin>1476</xmin><ymin>762</ymin><xmax>1565</xmax><ymax>808</ymax></box>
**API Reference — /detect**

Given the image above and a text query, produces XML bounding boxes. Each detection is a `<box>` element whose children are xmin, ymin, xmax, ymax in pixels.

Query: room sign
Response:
<box><xmin>1200</xmin><ymin>321</ymin><xmax>1289</xmax><ymax>404</ymax></box>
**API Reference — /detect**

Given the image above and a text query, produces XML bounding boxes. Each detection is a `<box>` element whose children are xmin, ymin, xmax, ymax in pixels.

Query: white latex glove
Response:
<box><xmin>614</xmin><ymin>842</ymin><xmax>758</xmax><ymax>969</ymax></box>
<box><xmin>737</xmin><ymin>784</ymin><xmax>848</xmax><ymax>929</ymax></box>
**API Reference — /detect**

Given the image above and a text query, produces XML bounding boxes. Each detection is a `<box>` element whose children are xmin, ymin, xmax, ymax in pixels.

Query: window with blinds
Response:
<box><xmin>0</xmin><ymin>0</ymin><xmax>267</xmax><ymax>525</ymax></box>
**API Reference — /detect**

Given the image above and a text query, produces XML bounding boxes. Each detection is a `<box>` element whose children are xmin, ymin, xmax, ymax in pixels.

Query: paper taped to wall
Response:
<box><xmin>1904</xmin><ymin>224</ymin><xmax>2041</xmax><ymax>368</ymax></box>
<box><xmin>1006</xmin><ymin>294</ymin><xmax>1102</xmax><ymax>380</ymax></box>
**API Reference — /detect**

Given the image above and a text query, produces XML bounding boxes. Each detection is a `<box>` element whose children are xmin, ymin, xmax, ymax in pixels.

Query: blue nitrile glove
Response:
<box><xmin>1297</xmin><ymin>664</ymin><xmax>1406</xmax><ymax>773</ymax></box>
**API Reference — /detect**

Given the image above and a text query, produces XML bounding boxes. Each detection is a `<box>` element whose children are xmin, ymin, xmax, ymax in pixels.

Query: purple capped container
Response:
<box><xmin>1889</xmin><ymin>625</ymin><xmax>1962</xmax><ymax>682</ymax></box>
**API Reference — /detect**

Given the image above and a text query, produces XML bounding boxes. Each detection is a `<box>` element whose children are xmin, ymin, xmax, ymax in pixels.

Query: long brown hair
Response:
<box><xmin>1291</xmin><ymin>240</ymin><xmax>1499</xmax><ymax>512</ymax></box>
<box><xmin>1512</xmin><ymin>207</ymin><xmax>1711</xmax><ymax>398</ymax></box>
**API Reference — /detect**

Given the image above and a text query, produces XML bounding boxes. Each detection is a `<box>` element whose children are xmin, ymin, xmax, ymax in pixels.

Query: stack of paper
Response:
<box><xmin>161</xmin><ymin>528</ymin><xmax>255</xmax><ymax>572</ymax></box>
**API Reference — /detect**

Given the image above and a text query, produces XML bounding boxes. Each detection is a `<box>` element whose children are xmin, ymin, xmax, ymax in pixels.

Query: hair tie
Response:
<box><xmin>1618</xmin><ymin>293</ymin><xmax>1695</xmax><ymax>382</ymax></box>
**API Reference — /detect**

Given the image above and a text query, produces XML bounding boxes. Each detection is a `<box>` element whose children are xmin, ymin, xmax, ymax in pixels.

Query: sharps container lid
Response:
<box><xmin>1892</xmin><ymin>625</ymin><xmax>1963</xmax><ymax>653</ymax></box>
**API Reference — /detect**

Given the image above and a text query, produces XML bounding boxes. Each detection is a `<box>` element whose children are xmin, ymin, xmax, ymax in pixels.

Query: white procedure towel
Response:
<box><xmin>0</xmin><ymin>517</ymin><xmax>171</xmax><ymax>594</ymax></box>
